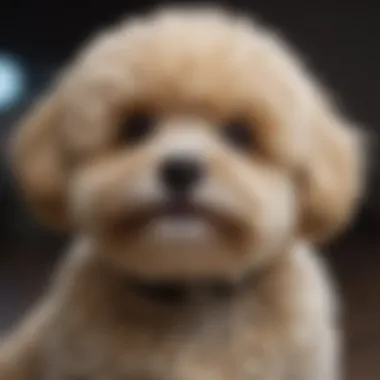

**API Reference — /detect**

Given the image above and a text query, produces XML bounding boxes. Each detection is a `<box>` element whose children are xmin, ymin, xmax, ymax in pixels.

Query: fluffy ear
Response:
<box><xmin>300</xmin><ymin>103</ymin><xmax>365</xmax><ymax>243</ymax></box>
<box><xmin>10</xmin><ymin>91</ymin><xmax>68</xmax><ymax>230</ymax></box>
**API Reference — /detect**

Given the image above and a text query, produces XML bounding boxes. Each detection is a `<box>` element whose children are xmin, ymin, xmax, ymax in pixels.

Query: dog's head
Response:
<box><xmin>10</xmin><ymin>8</ymin><xmax>364</xmax><ymax>281</ymax></box>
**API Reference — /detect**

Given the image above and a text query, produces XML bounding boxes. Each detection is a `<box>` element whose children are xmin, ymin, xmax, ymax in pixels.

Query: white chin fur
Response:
<box><xmin>146</xmin><ymin>217</ymin><xmax>214</xmax><ymax>243</ymax></box>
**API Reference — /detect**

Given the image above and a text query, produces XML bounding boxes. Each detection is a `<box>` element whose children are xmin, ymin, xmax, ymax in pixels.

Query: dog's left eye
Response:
<box><xmin>120</xmin><ymin>113</ymin><xmax>155</xmax><ymax>144</ymax></box>
<box><xmin>222</xmin><ymin>121</ymin><xmax>255</xmax><ymax>151</ymax></box>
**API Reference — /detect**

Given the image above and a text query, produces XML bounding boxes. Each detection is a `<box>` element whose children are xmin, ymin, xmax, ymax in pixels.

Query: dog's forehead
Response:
<box><xmin>66</xmin><ymin>10</ymin><xmax>312</xmax><ymax>114</ymax></box>
<box><xmin>61</xmin><ymin>9</ymin><xmax>314</xmax><ymax>166</ymax></box>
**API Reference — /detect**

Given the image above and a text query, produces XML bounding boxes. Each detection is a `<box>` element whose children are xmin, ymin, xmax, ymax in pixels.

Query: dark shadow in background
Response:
<box><xmin>0</xmin><ymin>1</ymin><xmax>379</xmax><ymax>379</ymax></box>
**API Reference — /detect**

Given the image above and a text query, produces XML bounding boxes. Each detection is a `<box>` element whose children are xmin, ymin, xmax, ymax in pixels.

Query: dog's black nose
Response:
<box><xmin>160</xmin><ymin>156</ymin><xmax>204</xmax><ymax>194</ymax></box>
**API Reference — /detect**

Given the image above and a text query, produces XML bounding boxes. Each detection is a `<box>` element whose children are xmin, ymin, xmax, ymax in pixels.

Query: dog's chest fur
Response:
<box><xmin>42</xmin><ymin>247</ymin><xmax>327</xmax><ymax>380</ymax></box>
<box><xmin>48</xmin><ymin>301</ymin><xmax>282</xmax><ymax>380</ymax></box>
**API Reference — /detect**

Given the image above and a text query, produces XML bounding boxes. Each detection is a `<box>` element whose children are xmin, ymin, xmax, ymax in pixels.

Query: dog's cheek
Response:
<box><xmin>256</xmin><ymin>181</ymin><xmax>298</xmax><ymax>248</ymax></box>
<box><xmin>67</xmin><ymin>170</ymin><xmax>118</xmax><ymax>230</ymax></box>
<box><xmin>212</xmin><ymin>154</ymin><xmax>298</xmax><ymax>248</ymax></box>
<box><xmin>67</xmin><ymin>150</ymin><xmax>161</xmax><ymax>230</ymax></box>
<box><xmin>66</xmin><ymin>167</ymin><xmax>129</xmax><ymax>230</ymax></box>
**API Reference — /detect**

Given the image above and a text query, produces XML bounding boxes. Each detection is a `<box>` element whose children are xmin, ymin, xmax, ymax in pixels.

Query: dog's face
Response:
<box><xmin>11</xmin><ymin>8</ymin><xmax>364</xmax><ymax>281</ymax></box>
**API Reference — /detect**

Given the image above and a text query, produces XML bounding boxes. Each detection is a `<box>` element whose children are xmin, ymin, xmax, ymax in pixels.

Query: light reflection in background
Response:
<box><xmin>0</xmin><ymin>54</ymin><xmax>26</xmax><ymax>111</ymax></box>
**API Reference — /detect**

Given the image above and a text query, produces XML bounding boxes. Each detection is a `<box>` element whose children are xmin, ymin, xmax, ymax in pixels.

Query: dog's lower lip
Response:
<box><xmin>156</xmin><ymin>200</ymin><xmax>201</xmax><ymax>218</ymax></box>
<box><xmin>110</xmin><ymin>201</ymin><xmax>246</xmax><ymax>244</ymax></box>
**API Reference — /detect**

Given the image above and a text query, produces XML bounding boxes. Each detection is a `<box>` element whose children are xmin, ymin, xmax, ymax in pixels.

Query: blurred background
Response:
<box><xmin>0</xmin><ymin>1</ymin><xmax>379</xmax><ymax>379</ymax></box>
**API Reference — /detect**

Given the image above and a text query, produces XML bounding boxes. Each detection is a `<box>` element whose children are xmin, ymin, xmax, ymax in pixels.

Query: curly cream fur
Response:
<box><xmin>2</xmin><ymin>6</ymin><xmax>363</xmax><ymax>380</ymax></box>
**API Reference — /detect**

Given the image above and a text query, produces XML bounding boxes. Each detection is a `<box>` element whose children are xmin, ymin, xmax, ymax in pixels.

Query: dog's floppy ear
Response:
<box><xmin>300</xmin><ymin>101</ymin><xmax>365</xmax><ymax>243</ymax></box>
<box><xmin>10</xmin><ymin>90</ymin><xmax>68</xmax><ymax>230</ymax></box>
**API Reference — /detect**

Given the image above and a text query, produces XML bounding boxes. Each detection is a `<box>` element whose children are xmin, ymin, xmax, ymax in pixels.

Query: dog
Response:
<box><xmin>0</xmin><ymin>6</ymin><xmax>364</xmax><ymax>380</ymax></box>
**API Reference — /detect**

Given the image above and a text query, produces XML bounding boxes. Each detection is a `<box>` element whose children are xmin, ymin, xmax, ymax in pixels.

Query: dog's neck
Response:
<box><xmin>68</xmin><ymin>238</ymin><xmax>293</xmax><ymax>309</ymax></box>
<box><xmin>122</xmin><ymin>277</ymin><xmax>241</xmax><ymax>305</ymax></box>
<box><xmin>115</xmin><ymin>259</ymin><xmax>280</xmax><ymax>307</ymax></box>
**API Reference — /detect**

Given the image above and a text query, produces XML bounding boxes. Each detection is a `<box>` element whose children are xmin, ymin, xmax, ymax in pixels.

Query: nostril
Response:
<box><xmin>160</xmin><ymin>157</ymin><xmax>204</xmax><ymax>194</ymax></box>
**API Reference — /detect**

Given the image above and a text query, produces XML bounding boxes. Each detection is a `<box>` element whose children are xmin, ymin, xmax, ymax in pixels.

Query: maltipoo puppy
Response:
<box><xmin>0</xmin><ymin>6</ymin><xmax>364</xmax><ymax>380</ymax></box>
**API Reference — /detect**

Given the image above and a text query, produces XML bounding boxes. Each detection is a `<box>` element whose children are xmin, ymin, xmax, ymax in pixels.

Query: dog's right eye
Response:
<box><xmin>221</xmin><ymin>121</ymin><xmax>255</xmax><ymax>152</ymax></box>
<box><xmin>120</xmin><ymin>113</ymin><xmax>155</xmax><ymax>144</ymax></box>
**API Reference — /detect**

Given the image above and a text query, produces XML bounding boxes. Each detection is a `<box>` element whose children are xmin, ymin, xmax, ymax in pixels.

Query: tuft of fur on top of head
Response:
<box><xmin>10</xmin><ymin>5</ymin><xmax>365</xmax><ymax>250</ymax></box>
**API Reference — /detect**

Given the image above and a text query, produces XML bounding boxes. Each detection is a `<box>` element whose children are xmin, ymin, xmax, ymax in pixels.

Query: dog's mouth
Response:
<box><xmin>125</xmin><ymin>199</ymin><xmax>215</xmax><ymax>230</ymax></box>
<box><xmin>154</xmin><ymin>199</ymin><xmax>204</xmax><ymax>219</ymax></box>
<box><xmin>109</xmin><ymin>198</ymin><xmax>247</xmax><ymax>243</ymax></box>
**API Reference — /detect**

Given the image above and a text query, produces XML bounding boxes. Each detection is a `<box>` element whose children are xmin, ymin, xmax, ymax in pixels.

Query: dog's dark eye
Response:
<box><xmin>222</xmin><ymin>121</ymin><xmax>254</xmax><ymax>151</ymax></box>
<box><xmin>120</xmin><ymin>113</ymin><xmax>155</xmax><ymax>144</ymax></box>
